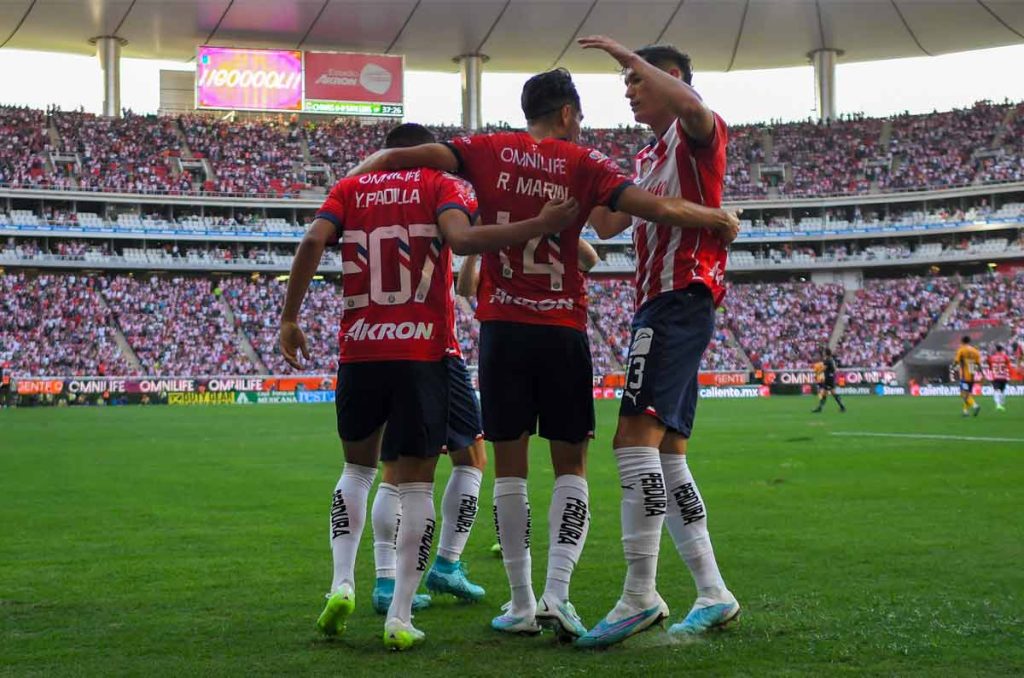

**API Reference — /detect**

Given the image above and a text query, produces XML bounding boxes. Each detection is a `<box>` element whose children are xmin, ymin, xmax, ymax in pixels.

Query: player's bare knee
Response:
<box><xmin>450</xmin><ymin>439</ymin><xmax>487</xmax><ymax>471</ymax></box>
<box><xmin>550</xmin><ymin>439</ymin><xmax>587</xmax><ymax>477</ymax></box>
<box><xmin>493</xmin><ymin>436</ymin><xmax>529</xmax><ymax>478</ymax></box>
<box><xmin>659</xmin><ymin>431</ymin><xmax>688</xmax><ymax>456</ymax></box>
<box><xmin>613</xmin><ymin>414</ymin><xmax>664</xmax><ymax>450</ymax></box>
<box><xmin>391</xmin><ymin>456</ymin><xmax>439</xmax><ymax>484</ymax></box>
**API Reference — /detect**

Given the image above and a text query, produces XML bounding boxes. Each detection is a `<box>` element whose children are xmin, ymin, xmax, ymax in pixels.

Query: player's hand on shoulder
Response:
<box><xmin>715</xmin><ymin>209</ymin><xmax>741</xmax><ymax>245</ymax></box>
<box><xmin>279</xmin><ymin>320</ymin><xmax>310</xmax><ymax>370</ymax></box>
<box><xmin>538</xmin><ymin>197</ymin><xmax>580</xmax><ymax>233</ymax></box>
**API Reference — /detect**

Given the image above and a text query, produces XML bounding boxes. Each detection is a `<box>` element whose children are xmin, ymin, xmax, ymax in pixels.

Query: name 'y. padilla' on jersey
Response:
<box><xmin>632</xmin><ymin>113</ymin><xmax>729</xmax><ymax>310</ymax></box>
<box><xmin>445</xmin><ymin>131</ymin><xmax>632</xmax><ymax>331</ymax></box>
<box><xmin>315</xmin><ymin>167</ymin><xmax>478</xmax><ymax>363</ymax></box>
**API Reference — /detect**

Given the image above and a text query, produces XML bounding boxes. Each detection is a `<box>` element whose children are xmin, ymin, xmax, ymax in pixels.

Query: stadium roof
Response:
<box><xmin>2</xmin><ymin>0</ymin><xmax>1023</xmax><ymax>73</ymax></box>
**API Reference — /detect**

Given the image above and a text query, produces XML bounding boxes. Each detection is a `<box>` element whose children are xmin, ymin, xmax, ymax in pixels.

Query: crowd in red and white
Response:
<box><xmin>103</xmin><ymin>275</ymin><xmax>254</xmax><ymax>375</ymax></box>
<box><xmin>947</xmin><ymin>271</ymin><xmax>1024</xmax><ymax>341</ymax></box>
<box><xmin>221</xmin><ymin>276</ymin><xmax>341</xmax><ymax>374</ymax></box>
<box><xmin>54</xmin><ymin>111</ymin><xmax>188</xmax><ymax>194</ymax></box>
<box><xmin>0</xmin><ymin>272</ymin><xmax>132</xmax><ymax>376</ymax></box>
<box><xmin>838</xmin><ymin>276</ymin><xmax>959</xmax><ymax>367</ymax></box>
<box><xmin>723</xmin><ymin>282</ymin><xmax>844</xmax><ymax>370</ymax></box>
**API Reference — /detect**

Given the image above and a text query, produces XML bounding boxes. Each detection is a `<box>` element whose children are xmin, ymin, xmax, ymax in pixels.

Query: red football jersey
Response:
<box><xmin>631</xmin><ymin>114</ymin><xmax>729</xmax><ymax>309</ymax></box>
<box><xmin>316</xmin><ymin>168</ymin><xmax>478</xmax><ymax>363</ymax></box>
<box><xmin>987</xmin><ymin>352</ymin><xmax>1011</xmax><ymax>380</ymax></box>
<box><xmin>445</xmin><ymin>132</ymin><xmax>632</xmax><ymax>331</ymax></box>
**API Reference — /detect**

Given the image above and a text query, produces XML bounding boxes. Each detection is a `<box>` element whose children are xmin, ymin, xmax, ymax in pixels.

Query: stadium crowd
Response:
<box><xmin>0</xmin><ymin>101</ymin><xmax>1021</xmax><ymax>199</ymax></box>
<box><xmin>0</xmin><ymin>272</ymin><xmax>132</xmax><ymax>376</ymax></box>
<box><xmin>837</xmin><ymin>276</ymin><xmax>960</xmax><ymax>367</ymax></box>
<box><xmin>102</xmin><ymin>275</ymin><xmax>254</xmax><ymax>375</ymax></box>
<box><xmin>723</xmin><ymin>282</ymin><xmax>845</xmax><ymax>370</ymax></box>
<box><xmin>4</xmin><ymin>269</ymin><xmax>1024</xmax><ymax>377</ymax></box>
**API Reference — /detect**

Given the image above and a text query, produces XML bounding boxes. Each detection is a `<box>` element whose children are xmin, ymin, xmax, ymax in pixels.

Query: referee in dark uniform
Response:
<box><xmin>812</xmin><ymin>348</ymin><xmax>846</xmax><ymax>413</ymax></box>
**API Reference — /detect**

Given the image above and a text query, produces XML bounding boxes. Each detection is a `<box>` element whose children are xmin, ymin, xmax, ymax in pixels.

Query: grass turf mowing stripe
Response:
<box><xmin>831</xmin><ymin>431</ymin><xmax>1024</xmax><ymax>443</ymax></box>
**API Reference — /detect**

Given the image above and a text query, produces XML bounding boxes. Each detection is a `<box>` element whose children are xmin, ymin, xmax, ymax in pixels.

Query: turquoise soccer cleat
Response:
<box><xmin>425</xmin><ymin>557</ymin><xmax>486</xmax><ymax>602</ymax></box>
<box><xmin>575</xmin><ymin>595</ymin><xmax>669</xmax><ymax>648</ymax></box>
<box><xmin>490</xmin><ymin>607</ymin><xmax>542</xmax><ymax>635</ymax></box>
<box><xmin>536</xmin><ymin>595</ymin><xmax>587</xmax><ymax>640</ymax></box>
<box><xmin>316</xmin><ymin>583</ymin><xmax>355</xmax><ymax>637</ymax></box>
<box><xmin>667</xmin><ymin>595</ymin><xmax>741</xmax><ymax>637</ymax></box>
<box><xmin>371</xmin><ymin>577</ymin><xmax>432</xmax><ymax>615</ymax></box>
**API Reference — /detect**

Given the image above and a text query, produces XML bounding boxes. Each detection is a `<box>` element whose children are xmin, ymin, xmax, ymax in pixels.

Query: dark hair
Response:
<box><xmin>521</xmin><ymin>68</ymin><xmax>581</xmax><ymax>123</ymax></box>
<box><xmin>962</xmin><ymin>335</ymin><xmax>972</xmax><ymax>344</ymax></box>
<box><xmin>995</xmin><ymin>344</ymin><xmax>1004</xmax><ymax>352</ymax></box>
<box><xmin>635</xmin><ymin>45</ymin><xmax>693</xmax><ymax>85</ymax></box>
<box><xmin>824</xmin><ymin>348</ymin><xmax>832</xmax><ymax>357</ymax></box>
<box><xmin>384</xmin><ymin>123</ymin><xmax>436</xmax><ymax>149</ymax></box>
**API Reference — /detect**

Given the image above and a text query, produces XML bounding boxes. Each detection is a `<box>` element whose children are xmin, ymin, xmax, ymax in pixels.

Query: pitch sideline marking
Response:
<box><xmin>830</xmin><ymin>431</ymin><xmax>1024</xmax><ymax>443</ymax></box>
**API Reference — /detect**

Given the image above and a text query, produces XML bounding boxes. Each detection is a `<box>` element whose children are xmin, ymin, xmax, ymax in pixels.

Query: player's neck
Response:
<box><xmin>526</xmin><ymin>124</ymin><xmax>566</xmax><ymax>143</ymax></box>
<box><xmin>649</xmin><ymin>114</ymin><xmax>674</xmax><ymax>139</ymax></box>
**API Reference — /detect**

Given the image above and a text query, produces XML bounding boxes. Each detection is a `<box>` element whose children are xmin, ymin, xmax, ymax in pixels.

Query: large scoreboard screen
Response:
<box><xmin>195</xmin><ymin>47</ymin><xmax>403</xmax><ymax>117</ymax></box>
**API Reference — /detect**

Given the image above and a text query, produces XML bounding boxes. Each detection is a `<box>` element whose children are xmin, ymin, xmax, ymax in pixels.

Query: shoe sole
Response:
<box><xmin>536</xmin><ymin>614</ymin><xmax>583</xmax><ymax>641</ymax></box>
<box><xmin>426</xmin><ymin>579</ymin><xmax>484</xmax><ymax>603</ymax></box>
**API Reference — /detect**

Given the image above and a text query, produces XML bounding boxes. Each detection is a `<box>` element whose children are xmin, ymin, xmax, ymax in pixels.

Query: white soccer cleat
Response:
<box><xmin>491</xmin><ymin>601</ymin><xmax>541</xmax><ymax>635</ymax></box>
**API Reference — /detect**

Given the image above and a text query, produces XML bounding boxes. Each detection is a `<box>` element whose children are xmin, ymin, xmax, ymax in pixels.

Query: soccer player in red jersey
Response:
<box><xmin>279</xmin><ymin>123</ymin><xmax>578</xmax><ymax>650</ymax></box>
<box><xmin>349</xmin><ymin>70</ymin><xmax>738</xmax><ymax>640</ymax></box>
<box><xmin>577</xmin><ymin>35</ymin><xmax>741</xmax><ymax>647</ymax></box>
<box><xmin>987</xmin><ymin>344</ymin><xmax>1011</xmax><ymax>411</ymax></box>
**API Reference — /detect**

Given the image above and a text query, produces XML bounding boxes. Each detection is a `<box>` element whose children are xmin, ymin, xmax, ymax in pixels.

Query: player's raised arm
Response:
<box><xmin>346</xmin><ymin>143</ymin><xmax>459</xmax><ymax>177</ymax></box>
<box><xmin>279</xmin><ymin>218</ymin><xmax>334</xmax><ymax>369</ymax></box>
<box><xmin>579</xmin><ymin>34</ymin><xmax>715</xmax><ymax>142</ymax></box>
<box><xmin>438</xmin><ymin>198</ymin><xmax>579</xmax><ymax>255</ymax></box>
<box><xmin>616</xmin><ymin>185</ymin><xmax>740</xmax><ymax>243</ymax></box>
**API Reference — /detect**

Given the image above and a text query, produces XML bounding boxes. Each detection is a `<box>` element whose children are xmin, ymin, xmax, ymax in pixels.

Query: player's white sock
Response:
<box><xmin>437</xmin><ymin>465</ymin><xmax>483</xmax><ymax>562</ymax></box>
<box><xmin>387</xmin><ymin>482</ymin><xmax>435</xmax><ymax>624</ymax></box>
<box><xmin>494</xmin><ymin>477</ymin><xmax>535</xmax><ymax>615</ymax></box>
<box><xmin>371</xmin><ymin>482</ymin><xmax>400</xmax><ymax>579</ymax></box>
<box><xmin>543</xmin><ymin>474</ymin><xmax>590</xmax><ymax>603</ymax></box>
<box><xmin>616</xmin><ymin>447</ymin><xmax>666</xmax><ymax>606</ymax></box>
<box><xmin>329</xmin><ymin>463</ymin><xmax>377</xmax><ymax>592</ymax></box>
<box><xmin>660</xmin><ymin>454</ymin><xmax>728</xmax><ymax>601</ymax></box>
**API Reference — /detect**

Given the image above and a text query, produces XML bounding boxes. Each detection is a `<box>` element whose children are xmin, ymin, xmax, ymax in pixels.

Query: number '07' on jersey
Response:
<box><xmin>315</xmin><ymin>168</ymin><xmax>478</xmax><ymax>363</ymax></box>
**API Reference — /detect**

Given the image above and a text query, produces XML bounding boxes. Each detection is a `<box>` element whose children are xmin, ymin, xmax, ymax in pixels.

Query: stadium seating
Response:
<box><xmin>0</xmin><ymin>272</ymin><xmax>134</xmax><ymax>376</ymax></box>
<box><xmin>1</xmin><ymin>102</ymin><xmax>1022</xmax><ymax>199</ymax></box>
<box><xmin>723</xmin><ymin>282</ymin><xmax>845</xmax><ymax>369</ymax></box>
<box><xmin>947</xmin><ymin>271</ymin><xmax>1024</xmax><ymax>341</ymax></box>
<box><xmin>837</xmin><ymin>276</ymin><xmax>960</xmax><ymax>367</ymax></box>
<box><xmin>102</xmin><ymin>275</ymin><xmax>254</xmax><ymax>375</ymax></box>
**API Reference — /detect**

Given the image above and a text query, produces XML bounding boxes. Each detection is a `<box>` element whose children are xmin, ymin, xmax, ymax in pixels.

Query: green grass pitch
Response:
<box><xmin>2</xmin><ymin>397</ymin><xmax>1023</xmax><ymax>676</ymax></box>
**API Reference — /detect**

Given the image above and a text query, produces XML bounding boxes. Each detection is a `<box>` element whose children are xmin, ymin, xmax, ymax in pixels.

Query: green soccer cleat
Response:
<box><xmin>383</xmin><ymin>617</ymin><xmax>425</xmax><ymax>651</ymax></box>
<box><xmin>316</xmin><ymin>583</ymin><xmax>355</xmax><ymax>637</ymax></box>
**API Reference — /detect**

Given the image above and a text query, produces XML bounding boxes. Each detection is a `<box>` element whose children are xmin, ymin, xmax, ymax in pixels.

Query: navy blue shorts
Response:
<box><xmin>335</xmin><ymin>359</ymin><xmax>449</xmax><ymax>462</ymax></box>
<box><xmin>960</xmin><ymin>380</ymin><xmax>975</xmax><ymax>392</ymax></box>
<box><xmin>478</xmin><ymin>321</ymin><xmax>595</xmax><ymax>444</ymax></box>
<box><xmin>619</xmin><ymin>285</ymin><xmax>715</xmax><ymax>438</ymax></box>
<box><xmin>446</xmin><ymin>355</ymin><xmax>483</xmax><ymax>451</ymax></box>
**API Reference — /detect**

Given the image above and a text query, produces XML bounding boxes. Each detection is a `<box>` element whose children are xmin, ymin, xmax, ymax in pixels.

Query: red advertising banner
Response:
<box><xmin>303</xmin><ymin>51</ymin><xmax>404</xmax><ymax>117</ymax></box>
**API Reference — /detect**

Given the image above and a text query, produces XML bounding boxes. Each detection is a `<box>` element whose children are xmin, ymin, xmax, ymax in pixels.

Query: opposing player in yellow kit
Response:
<box><xmin>953</xmin><ymin>336</ymin><xmax>982</xmax><ymax>417</ymax></box>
